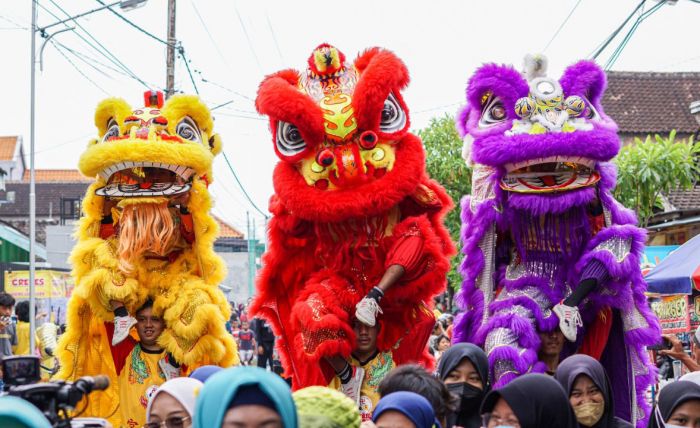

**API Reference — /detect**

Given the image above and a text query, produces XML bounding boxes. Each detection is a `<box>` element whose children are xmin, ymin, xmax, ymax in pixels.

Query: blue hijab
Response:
<box><xmin>0</xmin><ymin>396</ymin><xmax>52</xmax><ymax>428</ymax></box>
<box><xmin>373</xmin><ymin>391</ymin><xmax>441</xmax><ymax>428</ymax></box>
<box><xmin>193</xmin><ymin>366</ymin><xmax>297</xmax><ymax>428</ymax></box>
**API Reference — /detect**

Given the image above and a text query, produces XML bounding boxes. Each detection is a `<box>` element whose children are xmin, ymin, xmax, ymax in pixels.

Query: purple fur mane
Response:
<box><xmin>453</xmin><ymin>59</ymin><xmax>660</xmax><ymax>428</ymax></box>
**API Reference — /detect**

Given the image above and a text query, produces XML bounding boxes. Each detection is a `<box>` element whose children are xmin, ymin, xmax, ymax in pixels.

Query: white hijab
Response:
<box><xmin>146</xmin><ymin>377</ymin><xmax>203</xmax><ymax>422</ymax></box>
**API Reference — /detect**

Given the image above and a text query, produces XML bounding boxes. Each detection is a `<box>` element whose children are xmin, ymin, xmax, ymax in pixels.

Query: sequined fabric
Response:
<box><xmin>594</xmin><ymin>236</ymin><xmax>632</xmax><ymax>262</ymax></box>
<box><xmin>302</xmin><ymin>328</ymin><xmax>346</xmax><ymax>355</ymax></box>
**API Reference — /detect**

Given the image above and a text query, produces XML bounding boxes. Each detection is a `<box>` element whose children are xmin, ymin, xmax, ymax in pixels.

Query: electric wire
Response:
<box><xmin>52</xmin><ymin>41</ymin><xmax>114</xmax><ymax>79</ymax></box>
<box><xmin>222</xmin><ymin>151</ymin><xmax>269</xmax><ymax>218</ymax></box>
<box><xmin>233</xmin><ymin>0</ymin><xmax>263</xmax><ymax>73</ymax></box>
<box><xmin>542</xmin><ymin>0</ymin><xmax>583</xmax><ymax>53</ymax></box>
<box><xmin>39</xmin><ymin>0</ymin><xmax>151</xmax><ymax>87</ymax></box>
<box><xmin>49</xmin><ymin>40</ymin><xmax>109</xmax><ymax>95</ymax></box>
<box><xmin>589</xmin><ymin>0</ymin><xmax>646</xmax><ymax>59</ymax></box>
<box><xmin>94</xmin><ymin>0</ymin><xmax>174</xmax><ymax>47</ymax></box>
<box><xmin>178</xmin><ymin>47</ymin><xmax>200</xmax><ymax>95</ymax></box>
<box><xmin>603</xmin><ymin>0</ymin><xmax>666</xmax><ymax>70</ymax></box>
<box><xmin>265</xmin><ymin>8</ymin><xmax>284</xmax><ymax>64</ymax></box>
<box><xmin>189</xmin><ymin>0</ymin><xmax>233</xmax><ymax>70</ymax></box>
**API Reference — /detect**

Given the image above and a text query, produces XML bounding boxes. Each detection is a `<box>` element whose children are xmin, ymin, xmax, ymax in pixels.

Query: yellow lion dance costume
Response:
<box><xmin>56</xmin><ymin>91</ymin><xmax>238</xmax><ymax>424</ymax></box>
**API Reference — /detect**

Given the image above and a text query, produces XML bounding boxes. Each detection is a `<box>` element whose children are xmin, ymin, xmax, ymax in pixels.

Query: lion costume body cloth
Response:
<box><xmin>250</xmin><ymin>45</ymin><xmax>456</xmax><ymax>389</ymax></box>
<box><xmin>56</xmin><ymin>92</ymin><xmax>238</xmax><ymax>423</ymax></box>
<box><xmin>452</xmin><ymin>60</ymin><xmax>660</xmax><ymax>427</ymax></box>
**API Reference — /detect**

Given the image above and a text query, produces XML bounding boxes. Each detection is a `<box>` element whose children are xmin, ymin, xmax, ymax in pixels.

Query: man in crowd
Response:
<box><xmin>329</xmin><ymin>319</ymin><xmax>395</xmax><ymax>421</ymax></box>
<box><xmin>660</xmin><ymin>330</ymin><xmax>700</xmax><ymax>373</ymax></box>
<box><xmin>538</xmin><ymin>329</ymin><xmax>565</xmax><ymax>376</ymax></box>
<box><xmin>0</xmin><ymin>292</ymin><xmax>17</xmax><ymax>361</ymax></box>
<box><xmin>252</xmin><ymin>316</ymin><xmax>275</xmax><ymax>370</ymax></box>
<box><xmin>106</xmin><ymin>299</ymin><xmax>183</xmax><ymax>428</ymax></box>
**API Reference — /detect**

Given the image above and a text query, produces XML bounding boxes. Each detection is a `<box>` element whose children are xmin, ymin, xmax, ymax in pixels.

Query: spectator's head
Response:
<box><xmin>232</xmin><ymin>320</ymin><xmax>240</xmax><ymax>330</ymax></box>
<box><xmin>481</xmin><ymin>373</ymin><xmax>577</xmax><ymax>428</ymax></box>
<box><xmin>135</xmin><ymin>299</ymin><xmax>164</xmax><ymax>349</ymax></box>
<box><xmin>146</xmin><ymin>377</ymin><xmax>202</xmax><ymax>428</ymax></box>
<box><xmin>0</xmin><ymin>293</ymin><xmax>15</xmax><ymax>317</ymax></box>
<box><xmin>0</xmin><ymin>396</ymin><xmax>52</xmax><ymax>428</ymax></box>
<box><xmin>649</xmin><ymin>380</ymin><xmax>700</xmax><ymax>428</ymax></box>
<box><xmin>373</xmin><ymin>391</ymin><xmax>440</xmax><ymax>428</ymax></box>
<box><xmin>437</xmin><ymin>343</ymin><xmax>489</xmax><ymax>427</ymax></box>
<box><xmin>378</xmin><ymin>364</ymin><xmax>456</xmax><ymax>428</ymax></box>
<box><xmin>555</xmin><ymin>354</ymin><xmax>611</xmax><ymax>428</ymax></box>
<box><xmin>194</xmin><ymin>366</ymin><xmax>297</xmax><ymax>428</ymax></box>
<box><xmin>352</xmin><ymin>318</ymin><xmax>379</xmax><ymax>359</ymax></box>
<box><xmin>432</xmin><ymin>322</ymin><xmax>442</xmax><ymax>336</ymax></box>
<box><xmin>436</xmin><ymin>335</ymin><xmax>451</xmax><ymax>352</ymax></box>
<box><xmin>293</xmin><ymin>386</ymin><xmax>360</xmax><ymax>428</ymax></box>
<box><xmin>190</xmin><ymin>365</ymin><xmax>223</xmax><ymax>383</ymax></box>
<box><xmin>538</xmin><ymin>329</ymin><xmax>564</xmax><ymax>359</ymax></box>
<box><xmin>15</xmin><ymin>301</ymin><xmax>30</xmax><ymax>323</ymax></box>
<box><xmin>242</xmin><ymin>321</ymin><xmax>249</xmax><ymax>330</ymax></box>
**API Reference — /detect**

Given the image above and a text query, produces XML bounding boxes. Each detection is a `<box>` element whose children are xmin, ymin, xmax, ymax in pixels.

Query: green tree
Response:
<box><xmin>614</xmin><ymin>130</ymin><xmax>700</xmax><ymax>228</ymax></box>
<box><xmin>417</xmin><ymin>114</ymin><xmax>472</xmax><ymax>290</ymax></box>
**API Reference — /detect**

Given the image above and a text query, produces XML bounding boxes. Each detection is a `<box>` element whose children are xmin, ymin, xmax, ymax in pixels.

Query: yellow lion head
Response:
<box><xmin>79</xmin><ymin>91</ymin><xmax>222</xmax><ymax>197</ymax></box>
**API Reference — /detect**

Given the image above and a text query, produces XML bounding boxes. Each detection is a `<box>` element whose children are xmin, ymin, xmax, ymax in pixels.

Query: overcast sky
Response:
<box><xmin>1</xmin><ymin>0</ymin><xmax>699</xmax><ymax>234</ymax></box>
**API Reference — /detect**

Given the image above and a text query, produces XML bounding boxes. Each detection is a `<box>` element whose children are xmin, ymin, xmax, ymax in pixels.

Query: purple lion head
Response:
<box><xmin>457</xmin><ymin>60</ymin><xmax>620</xmax><ymax>213</ymax></box>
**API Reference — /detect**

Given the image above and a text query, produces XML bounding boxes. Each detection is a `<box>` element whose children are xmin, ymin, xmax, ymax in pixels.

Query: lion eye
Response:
<box><xmin>276</xmin><ymin>121</ymin><xmax>306</xmax><ymax>157</ymax></box>
<box><xmin>102</xmin><ymin>119</ymin><xmax>120</xmax><ymax>142</ymax></box>
<box><xmin>379</xmin><ymin>93</ymin><xmax>407</xmax><ymax>134</ymax></box>
<box><xmin>176</xmin><ymin>117</ymin><xmax>201</xmax><ymax>143</ymax></box>
<box><xmin>479</xmin><ymin>95</ymin><xmax>508</xmax><ymax>128</ymax></box>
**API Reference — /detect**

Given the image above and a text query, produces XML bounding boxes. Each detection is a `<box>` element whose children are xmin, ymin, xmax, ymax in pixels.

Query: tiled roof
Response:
<box><xmin>603</xmin><ymin>71</ymin><xmax>700</xmax><ymax>134</ymax></box>
<box><xmin>214</xmin><ymin>215</ymin><xmax>244</xmax><ymax>238</ymax></box>
<box><xmin>21</xmin><ymin>169</ymin><xmax>91</xmax><ymax>183</ymax></box>
<box><xmin>667</xmin><ymin>185</ymin><xmax>700</xmax><ymax>212</ymax></box>
<box><xmin>0</xmin><ymin>136</ymin><xmax>18</xmax><ymax>162</ymax></box>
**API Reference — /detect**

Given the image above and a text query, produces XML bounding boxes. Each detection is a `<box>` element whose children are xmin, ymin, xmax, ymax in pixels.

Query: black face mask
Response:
<box><xmin>447</xmin><ymin>382</ymin><xmax>484</xmax><ymax>421</ymax></box>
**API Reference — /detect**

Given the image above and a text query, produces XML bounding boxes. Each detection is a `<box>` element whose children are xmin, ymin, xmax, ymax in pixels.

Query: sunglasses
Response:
<box><xmin>143</xmin><ymin>415</ymin><xmax>191</xmax><ymax>428</ymax></box>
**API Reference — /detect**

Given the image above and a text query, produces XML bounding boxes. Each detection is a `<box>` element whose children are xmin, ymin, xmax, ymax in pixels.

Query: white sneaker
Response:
<box><xmin>112</xmin><ymin>315</ymin><xmax>137</xmax><ymax>345</ymax></box>
<box><xmin>355</xmin><ymin>297</ymin><xmax>383</xmax><ymax>327</ymax></box>
<box><xmin>340</xmin><ymin>366</ymin><xmax>364</xmax><ymax>407</ymax></box>
<box><xmin>553</xmin><ymin>302</ymin><xmax>583</xmax><ymax>342</ymax></box>
<box><xmin>158</xmin><ymin>356</ymin><xmax>181</xmax><ymax>380</ymax></box>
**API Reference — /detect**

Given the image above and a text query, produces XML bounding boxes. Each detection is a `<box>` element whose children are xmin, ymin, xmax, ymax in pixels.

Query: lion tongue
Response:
<box><xmin>541</xmin><ymin>175</ymin><xmax>556</xmax><ymax>186</ymax></box>
<box><xmin>139</xmin><ymin>182</ymin><xmax>153</xmax><ymax>189</ymax></box>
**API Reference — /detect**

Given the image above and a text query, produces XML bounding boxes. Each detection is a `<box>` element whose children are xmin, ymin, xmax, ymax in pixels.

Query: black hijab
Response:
<box><xmin>481</xmin><ymin>373</ymin><xmax>578</xmax><ymax>428</ymax></box>
<box><xmin>555</xmin><ymin>354</ymin><xmax>632</xmax><ymax>428</ymax></box>
<box><xmin>648</xmin><ymin>381</ymin><xmax>700</xmax><ymax>428</ymax></box>
<box><xmin>437</xmin><ymin>343</ymin><xmax>489</xmax><ymax>428</ymax></box>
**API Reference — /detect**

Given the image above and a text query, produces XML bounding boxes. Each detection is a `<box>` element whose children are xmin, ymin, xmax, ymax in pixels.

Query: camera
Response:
<box><xmin>3</xmin><ymin>356</ymin><xmax>111</xmax><ymax>428</ymax></box>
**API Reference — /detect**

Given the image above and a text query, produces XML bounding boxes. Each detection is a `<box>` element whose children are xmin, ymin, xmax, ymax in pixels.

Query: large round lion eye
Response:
<box><xmin>379</xmin><ymin>93</ymin><xmax>407</xmax><ymax>134</ymax></box>
<box><xmin>175</xmin><ymin>117</ymin><xmax>202</xmax><ymax>143</ymax></box>
<box><xmin>479</xmin><ymin>95</ymin><xmax>508</xmax><ymax>128</ymax></box>
<box><xmin>581</xmin><ymin>97</ymin><xmax>600</xmax><ymax>121</ymax></box>
<box><xmin>102</xmin><ymin>119</ymin><xmax>120</xmax><ymax>142</ymax></box>
<box><xmin>276</xmin><ymin>121</ymin><xmax>307</xmax><ymax>157</ymax></box>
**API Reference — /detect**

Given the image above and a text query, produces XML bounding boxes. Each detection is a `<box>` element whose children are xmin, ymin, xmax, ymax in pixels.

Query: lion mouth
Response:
<box><xmin>95</xmin><ymin>161</ymin><xmax>195</xmax><ymax>197</ymax></box>
<box><xmin>501</xmin><ymin>156</ymin><xmax>600</xmax><ymax>193</ymax></box>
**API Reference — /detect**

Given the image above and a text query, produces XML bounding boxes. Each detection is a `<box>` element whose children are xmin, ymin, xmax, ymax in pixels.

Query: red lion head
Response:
<box><xmin>256</xmin><ymin>44</ymin><xmax>429</xmax><ymax>222</ymax></box>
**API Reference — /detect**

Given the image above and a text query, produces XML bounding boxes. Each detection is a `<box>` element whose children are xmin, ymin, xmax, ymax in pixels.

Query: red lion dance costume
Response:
<box><xmin>250</xmin><ymin>44</ymin><xmax>456</xmax><ymax>389</ymax></box>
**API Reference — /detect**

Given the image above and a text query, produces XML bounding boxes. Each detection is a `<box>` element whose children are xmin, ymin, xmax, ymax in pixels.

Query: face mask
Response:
<box><xmin>573</xmin><ymin>401</ymin><xmax>605</xmax><ymax>427</ymax></box>
<box><xmin>447</xmin><ymin>382</ymin><xmax>484</xmax><ymax>416</ymax></box>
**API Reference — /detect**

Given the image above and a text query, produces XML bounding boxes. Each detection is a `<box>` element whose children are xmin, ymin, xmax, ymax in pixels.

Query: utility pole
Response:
<box><xmin>165</xmin><ymin>0</ymin><xmax>176</xmax><ymax>98</ymax></box>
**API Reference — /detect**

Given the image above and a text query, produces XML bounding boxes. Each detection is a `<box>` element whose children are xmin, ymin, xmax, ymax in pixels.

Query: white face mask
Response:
<box><xmin>656</xmin><ymin>404</ymin><xmax>687</xmax><ymax>428</ymax></box>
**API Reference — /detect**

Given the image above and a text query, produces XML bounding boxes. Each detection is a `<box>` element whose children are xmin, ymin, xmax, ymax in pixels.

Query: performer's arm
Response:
<box><xmin>104</xmin><ymin>322</ymin><xmax>135</xmax><ymax>375</ymax></box>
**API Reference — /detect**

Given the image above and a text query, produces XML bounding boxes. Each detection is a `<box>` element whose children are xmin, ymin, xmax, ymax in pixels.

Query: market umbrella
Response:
<box><xmin>645</xmin><ymin>234</ymin><xmax>700</xmax><ymax>295</ymax></box>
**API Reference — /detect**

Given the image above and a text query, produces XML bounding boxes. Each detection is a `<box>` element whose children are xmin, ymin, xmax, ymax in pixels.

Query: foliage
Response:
<box><xmin>614</xmin><ymin>130</ymin><xmax>700</xmax><ymax>227</ymax></box>
<box><xmin>418</xmin><ymin>114</ymin><xmax>472</xmax><ymax>290</ymax></box>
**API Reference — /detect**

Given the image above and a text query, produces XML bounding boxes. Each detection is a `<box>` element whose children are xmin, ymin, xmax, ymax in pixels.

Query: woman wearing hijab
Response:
<box><xmin>193</xmin><ymin>366</ymin><xmax>298</xmax><ymax>428</ymax></box>
<box><xmin>555</xmin><ymin>354</ymin><xmax>632</xmax><ymax>428</ymax></box>
<box><xmin>648</xmin><ymin>380</ymin><xmax>700</xmax><ymax>428</ymax></box>
<box><xmin>480</xmin><ymin>373</ymin><xmax>578</xmax><ymax>428</ymax></box>
<box><xmin>372</xmin><ymin>391</ymin><xmax>441</xmax><ymax>428</ymax></box>
<box><xmin>146</xmin><ymin>377</ymin><xmax>203</xmax><ymax>428</ymax></box>
<box><xmin>437</xmin><ymin>343</ymin><xmax>489</xmax><ymax>428</ymax></box>
<box><xmin>0</xmin><ymin>396</ymin><xmax>52</xmax><ymax>428</ymax></box>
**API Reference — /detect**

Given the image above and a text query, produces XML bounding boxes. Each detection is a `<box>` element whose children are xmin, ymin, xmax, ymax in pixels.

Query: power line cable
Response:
<box><xmin>264</xmin><ymin>8</ymin><xmax>284</xmax><ymax>64</ymax></box>
<box><xmin>189</xmin><ymin>0</ymin><xmax>233</xmax><ymax>70</ymax></box>
<box><xmin>94</xmin><ymin>0</ymin><xmax>174</xmax><ymax>47</ymax></box>
<box><xmin>542</xmin><ymin>0</ymin><xmax>583</xmax><ymax>53</ymax></box>
<box><xmin>222</xmin><ymin>151</ymin><xmax>268</xmax><ymax>218</ymax></box>
<box><xmin>54</xmin><ymin>40</ymin><xmax>134</xmax><ymax>79</ymax></box>
<box><xmin>52</xmin><ymin>41</ymin><xmax>114</xmax><ymax>79</ymax></box>
<box><xmin>39</xmin><ymin>0</ymin><xmax>151</xmax><ymax>87</ymax></box>
<box><xmin>200</xmin><ymin>78</ymin><xmax>255</xmax><ymax>102</ymax></box>
<box><xmin>604</xmin><ymin>0</ymin><xmax>666</xmax><ymax>70</ymax></box>
<box><xmin>233</xmin><ymin>0</ymin><xmax>263</xmax><ymax>73</ymax></box>
<box><xmin>178</xmin><ymin>46</ymin><xmax>200</xmax><ymax>95</ymax></box>
<box><xmin>49</xmin><ymin>40</ymin><xmax>109</xmax><ymax>95</ymax></box>
<box><xmin>589</xmin><ymin>0</ymin><xmax>646</xmax><ymax>59</ymax></box>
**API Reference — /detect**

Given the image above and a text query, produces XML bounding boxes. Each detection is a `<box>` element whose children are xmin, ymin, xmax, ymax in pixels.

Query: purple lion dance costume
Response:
<box><xmin>452</xmin><ymin>56</ymin><xmax>660</xmax><ymax>427</ymax></box>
